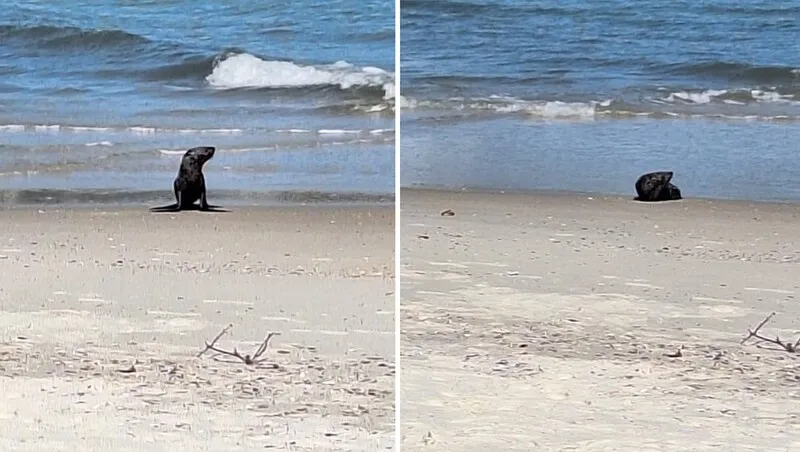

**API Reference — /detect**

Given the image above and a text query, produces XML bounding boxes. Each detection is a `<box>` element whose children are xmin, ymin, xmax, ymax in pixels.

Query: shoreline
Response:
<box><xmin>401</xmin><ymin>185</ymin><xmax>800</xmax><ymax>208</ymax></box>
<box><xmin>0</xmin><ymin>188</ymin><xmax>396</xmax><ymax>209</ymax></box>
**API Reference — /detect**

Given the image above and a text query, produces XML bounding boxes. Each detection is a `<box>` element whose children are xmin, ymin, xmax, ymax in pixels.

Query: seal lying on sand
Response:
<box><xmin>150</xmin><ymin>146</ymin><xmax>226</xmax><ymax>212</ymax></box>
<box><xmin>635</xmin><ymin>171</ymin><xmax>682</xmax><ymax>202</ymax></box>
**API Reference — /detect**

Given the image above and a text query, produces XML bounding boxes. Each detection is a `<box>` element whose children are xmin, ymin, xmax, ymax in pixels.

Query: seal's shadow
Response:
<box><xmin>149</xmin><ymin>203</ymin><xmax>230</xmax><ymax>213</ymax></box>
<box><xmin>633</xmin><ymin>196</ymin><xmax>681</xmax><ymax>203</ymax></box>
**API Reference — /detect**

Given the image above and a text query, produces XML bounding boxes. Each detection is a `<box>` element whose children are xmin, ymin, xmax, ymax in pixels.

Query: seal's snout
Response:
<box><xmin>201</xmin><ymin>146</ymin><xmax>215</xmax><ymax>161</ymax></box>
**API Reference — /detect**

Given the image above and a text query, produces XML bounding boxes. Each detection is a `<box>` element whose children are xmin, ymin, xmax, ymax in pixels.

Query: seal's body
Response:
<box><xmin>635</xmin><ymin>171</ymin><xmax>682</xmax><ymax>202</ymax></box>
<box><xmin>150</xmin><ymin>146</ymin><xmax>217</xmax><ymax>212</ymax></box>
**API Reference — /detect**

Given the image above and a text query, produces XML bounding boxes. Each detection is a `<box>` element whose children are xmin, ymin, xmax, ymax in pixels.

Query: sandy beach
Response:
<box><xmin>0</xmin><ymin>204</ymin><xmax>395</xmax><ymax>451</ymax></box>
<box><xmin>401</xmin><ymin>188</ymin><xmax>800</xmax><ymax>451</ymax></box>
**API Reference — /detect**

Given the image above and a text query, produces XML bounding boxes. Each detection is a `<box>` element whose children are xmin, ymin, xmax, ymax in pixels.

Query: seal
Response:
<box><xmin>150</xmin><ymin>146</ymin><xmax>225</xmax><ymax>212</ymax></box>
<box><xmin>635</xmin><ymin>171</ymin><xmax>682</xmax><ymax>202</ymax></box>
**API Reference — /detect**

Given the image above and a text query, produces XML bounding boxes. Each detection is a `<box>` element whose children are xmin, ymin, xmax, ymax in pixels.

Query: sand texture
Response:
<box><xmin>401</xmin><ymin>189</ymin><xmax>800</xmax><ymax>451</ymax></box>
<box><xmin>0</xmin><ymin>205</ymin><xmax>395</xmax><ymax>451</ymax></box>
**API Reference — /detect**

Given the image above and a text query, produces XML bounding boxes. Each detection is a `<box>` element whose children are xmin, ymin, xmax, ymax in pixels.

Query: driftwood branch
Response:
<box><xmin>198</xmin><ymin>324</ymin><xmax>280</xmax><ymax>365</ymax></box>
<box><xmin>197</xmin><ymin>323</ymin><xmax>233</xmax><ymax>357</ymax></box>
<box><xmin>741</xmin><ymin>312</ymin><xmax>800</xmax><ymax>353</ymax></box>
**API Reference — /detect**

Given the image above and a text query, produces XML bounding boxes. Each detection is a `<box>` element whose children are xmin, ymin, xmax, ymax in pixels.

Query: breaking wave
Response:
<box><xmin>205</xmin><ymin>52</ymin><xmax>395</xmax><ymax>100</ymax></box>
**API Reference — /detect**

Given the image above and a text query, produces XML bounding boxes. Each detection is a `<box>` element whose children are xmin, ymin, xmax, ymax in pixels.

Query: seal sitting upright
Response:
<box><xmin>634</xmin><ymin>171</ymin><xmax>682</xmax><ymax>202</ymax></box>
<box><xmin>150</xmin><ymin>146</ymin><xmax>225</xmax><ymax>212</ymax></box>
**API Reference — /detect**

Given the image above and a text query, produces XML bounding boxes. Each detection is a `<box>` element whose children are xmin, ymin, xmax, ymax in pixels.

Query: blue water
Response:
<box><xmin>400</xmin><ymin>0</ymin><xmax>800</xmax><ymax>202</ymax></box>
<box><xmin>0</xmin><ymin>0</ymin><xmax>395</xmax><ymax>206</ymax></box>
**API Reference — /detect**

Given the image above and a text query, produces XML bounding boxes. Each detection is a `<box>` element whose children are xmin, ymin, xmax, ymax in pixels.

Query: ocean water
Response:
<box><xmin>400</xmin><ymin>0</ymin><xmax>800</xmax><ymax>202</ymax></box>
<box><xmin>0</xmin><ymin>0</ymin><xmax>395</xmax><ymax>206</ymax></box>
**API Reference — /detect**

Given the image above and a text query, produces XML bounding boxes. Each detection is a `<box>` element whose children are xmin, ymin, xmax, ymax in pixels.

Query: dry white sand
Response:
<box><xmin>401</xmin><ymin>188</ymin><xmax>800</xmax><ymax>451</ymax></box>
<box><xmin>0</xmin><ymin>205</ymin><xmax>395</xmax><ymax>451</ymax></box>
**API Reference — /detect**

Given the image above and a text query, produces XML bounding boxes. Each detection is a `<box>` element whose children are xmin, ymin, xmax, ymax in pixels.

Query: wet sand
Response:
<box><xmin>0</xmin><ymin>205</ymin><xmax>395</xmax><ymax>451</ymax></box>
<box><xmin>401</xmin><ymin>188</ymin><xmax>800</xmax><ymax>451</ymax></box>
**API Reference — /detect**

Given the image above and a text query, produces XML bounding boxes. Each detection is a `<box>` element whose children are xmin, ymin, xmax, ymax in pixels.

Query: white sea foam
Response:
<box><xmin>173</xmin><ymin>128</ymin><xmax>243</xmax><ymax>134</ymax></box>
<box><xmin>659</xmin><ymin>88</ymin><xmax>796</xmax><ymax>105</ymax></box>
<box><xmin>0</xmin><ymin>125</ymin><xmax>25</xmax><ymax>132</ymax></box>
<box><xmin>34</xmin><ymin>125</ymin><xmax>60</xmax><ymax>132</ymax></box>
<box><xmin>277</xmin><ymin>128</ymin><xmax>312</xmax><ymax>134</ymax></box>
<box><xmin>205</xmin><ymin>53</ymin><xmax>396</xmax><ymax>99</ymax></box>
<box><xmin>751</xmin><ymin>89</ymin><xmax>795</xmax><ymax>103</ymax></box>
<box><xmin>493</xmin><ymin>99</ymin><xmax>600</xmax><ymax>118</ymax></box>
<box><xmin>364</xmin><ymin>104</ymin><xmax>390</xmax><ymax>112</ymax></box>
<box><xmin>318</xmin><ymin>129</ymin><xmax>363</xmax><ymax>135</ymax></box>
<box><xmin>67</xmin><ymin>126</ymin><xmax>112</xmax><ymax>132</ymax></box>
<box><xmin>129</xmin><ymin>126</ymin><xmax>156</xmax><ymax>134</ymax></box>
<box><xmin>665</xmin><ymin>89</ymin><xmax>728</xmax><ymax>104</ymax></box>
<box><xmin>86</xmin><ymin>141</ymin><xmax>113</xmax><ymax>147</ymax></box>
<box><xmin>523</xmin><ymin>101</ymin><xmax>598</xmax><ymax>118</ymax></box>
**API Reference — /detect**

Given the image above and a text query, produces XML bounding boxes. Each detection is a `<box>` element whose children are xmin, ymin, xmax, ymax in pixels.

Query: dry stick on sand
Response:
<box><xmin>198</xmin><ymin>324</ymin><xmax>280</xmax><ymax>365</ymax></box>
<box><xmin>741</xmin><ymin>312</ymin><xmax>800</xmax><ymax>353</ymax></box>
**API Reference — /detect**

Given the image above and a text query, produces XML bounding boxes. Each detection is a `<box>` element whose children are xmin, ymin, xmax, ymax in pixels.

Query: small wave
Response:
<box><xmin>401</xmin><ymin>92</ymin><xmax>800</xmax><ymax>122</ymax></box>
<box><xmin>173</xmin><ymin>128</ymin><xmax>244</xmax><ymax>134</ymax></box>
<box><xmin>402</xmin><ymin>0</ymin><xmax>518</xmax><ymax>17</ymax></box>
<box><xmin>0</xmin><ymin>24</ymin><xmax>149</xmax><ymax>51</ymax></box>
<box><xmin>143</xmin><ymin>55</ymin><xmax>217</xmax><ymax>82</ymax></box>
<box><xmin>663</xmin><ymin>61</ymin><xmax>800</xmax><ymax>85</ymax></box>
<box><xmin>34</xmin><ymin>125</ymin><xmax>61</xmax><ymax>132</ymax></box>
<box><xmin>128</xmin><ymin>125</ymin><xmax>243</xmax><ymax>135</ymax></box>
<box><xmin>0</xmin><ymin>124</ymin><xmax>244</xmax><ymax>134</ymax></box>
<box><xmin>0</xmin><ymin>123</ymin><xmax>396</xmax><ymax>138</ymax></box>
<box><xmin>156</xmin><ymin>132</ymin><xmax>395</xmax><ymax>155</ymax></box>
<box><xmin>205</xmin><ymin>52</ymin><xmax>395</xmax><ymax>100</ymax></box>
<box><xmin>86</xmin><ymin>141</ymin><xmax>113</xmax><ymax>147</ymax></box>
<box><xmin>277</xmin><ymin>128</ymin><xmax>392</xmax><ymax>135</ymax></box>
<box><xmin>402</xmin><ymin>96</ymin><xmax>604</xmax><ymax>119</ymax></box>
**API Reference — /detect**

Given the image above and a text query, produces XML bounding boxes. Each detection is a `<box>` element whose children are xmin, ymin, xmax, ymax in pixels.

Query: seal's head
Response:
<box><xmin>183</xmin><ymin>146</ymin><xmax>216</xmax><ymax>166</ymax></box>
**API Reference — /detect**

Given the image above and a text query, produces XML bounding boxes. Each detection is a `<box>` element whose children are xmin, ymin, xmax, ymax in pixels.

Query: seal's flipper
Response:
<box><xmin>667</xmin><ymin>183</ymin><xmax>682</xmax><ymax>200</ymax></box>
<box><xmin>149</xmin><ymin>203</ymin><xmax>181</xmax><ymax>213</ymax></box>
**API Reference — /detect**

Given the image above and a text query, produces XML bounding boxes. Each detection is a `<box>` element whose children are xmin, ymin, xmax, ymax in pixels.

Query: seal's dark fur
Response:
<box><xmin>635</xmin><ymin>171</ymin><xmax>682</xmax><ymax>202</ymax></box>
<box><xmin>150</xmin><ymin>146</ymin><xmax>225</xmax><ymax>212</ymax></box>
